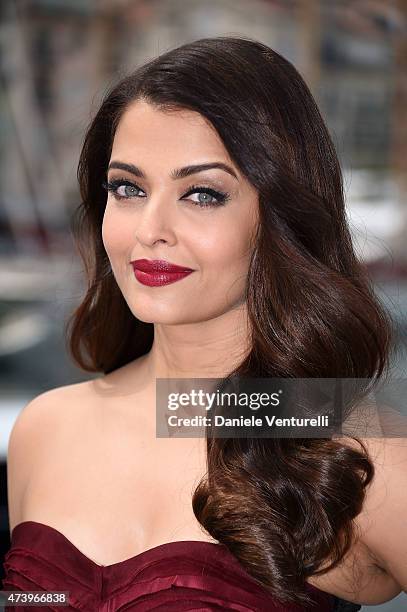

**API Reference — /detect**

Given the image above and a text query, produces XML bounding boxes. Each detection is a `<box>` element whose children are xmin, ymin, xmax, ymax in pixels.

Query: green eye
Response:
<box><xmin>182</xmin><ymin>185</ymin><xmax>230</xmax><ymax>208</ymax></box>
<box><xmin>103</xmin><ymin>179</ymin><xmax>145</xmax><ymax>201</ymax></box>
<box><xmin>102</xmin><ymin>179</ymin><xmax>230</xmax><ymax>208</ymax></box>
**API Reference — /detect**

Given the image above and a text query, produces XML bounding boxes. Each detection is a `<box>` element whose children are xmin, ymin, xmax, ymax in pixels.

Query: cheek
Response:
<box><xmin>195</xmin><ymin>216</ymin><xmax>255</xmax><ymax>271</ymax></box>
<box><xmin>101</xmin><ymin>207</ymin><xmax>132</xmax><ymax>260</ymax></box>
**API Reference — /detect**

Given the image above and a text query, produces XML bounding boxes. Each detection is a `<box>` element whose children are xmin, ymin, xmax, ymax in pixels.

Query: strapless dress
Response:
<box><xmin>1</xmin><ymin>521</ymin><xmax>361</xmax><ymax>611</ymax></box>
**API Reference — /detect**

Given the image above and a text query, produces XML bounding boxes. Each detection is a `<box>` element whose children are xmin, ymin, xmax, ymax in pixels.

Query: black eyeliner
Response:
<box><xmin>102</xmin><ymin>177</ymin><xmax>230</xmax><ymax>207</ymax></box>
<box><xmin>182</xmin><ymin>184</ymin><xmax>230</xmax><ymax>206</ymax></box>
<box><xmin>102</xmin><ymin>178</ymin><xmax>140</xmax><ymax>200</ymax></box>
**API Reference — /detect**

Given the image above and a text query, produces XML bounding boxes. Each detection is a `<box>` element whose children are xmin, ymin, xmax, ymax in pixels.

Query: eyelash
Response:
<box><xmin>102</xmin><ymin>178</ymin><xmax>230</xmax><ymax>208</ymax></box>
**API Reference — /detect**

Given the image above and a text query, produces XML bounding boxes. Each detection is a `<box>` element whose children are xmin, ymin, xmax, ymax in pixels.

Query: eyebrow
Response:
<box><xmin>107</xmin><ymin>160</ymin><xmax>238</xmax><ymax>180</ymax></box>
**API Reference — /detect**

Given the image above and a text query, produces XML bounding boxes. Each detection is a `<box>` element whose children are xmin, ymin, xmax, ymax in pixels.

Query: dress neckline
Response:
<box><xmin>11</xmin><ymin>520</ymin><xmax>224</xmax><ymax>570</ymax></box>
<box><xmin>8</xmin><ymin>520</ymin><xmax>335</xmax><ymax>609</ymax></box>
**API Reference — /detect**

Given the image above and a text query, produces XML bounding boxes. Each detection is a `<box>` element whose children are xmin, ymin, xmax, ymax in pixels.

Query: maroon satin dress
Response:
<box><xmin>2</xmin><ymin>520</ymin><xmax>335</xmax><ymax>611</ymax></box>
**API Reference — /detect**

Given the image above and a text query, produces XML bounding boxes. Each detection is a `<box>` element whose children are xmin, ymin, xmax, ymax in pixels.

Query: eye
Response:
<box><xmin>182</xmin><ymin>185</ymin><xmax>230</xmax><ymax>208</ymax></box>
<box><xmin>102</xmin><ymin>178</ymin><xmax>230</xmax><ymax>208</ymax></box>
<box><xmin>103</xmin><ymin>178</ymin><xmax>145</xmax><ymax>200</ymax></box>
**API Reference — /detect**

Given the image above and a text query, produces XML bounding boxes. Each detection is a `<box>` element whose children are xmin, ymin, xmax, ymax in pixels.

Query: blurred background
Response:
<box><xmin>0</xmin><ymin>1</ymin><xmax>406</xmax><ymax>608</ymax></box>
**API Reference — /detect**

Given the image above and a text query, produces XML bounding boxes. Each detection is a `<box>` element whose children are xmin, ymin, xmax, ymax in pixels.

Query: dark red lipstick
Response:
<box><xmin>130</xmin><ymin>259</ymin><xmax>195</xmax><ymax>287</ymax></box>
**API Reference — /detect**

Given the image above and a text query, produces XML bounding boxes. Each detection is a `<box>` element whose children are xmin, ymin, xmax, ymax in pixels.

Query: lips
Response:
<box><xmin>130</xmin><ymin>259</ymin><xmax>194</xmax><ymax>287</ymax></box>
<box><xmin>131</xmin><ymin>259</ymin><xmax>194</xmax><ymax>273</ymax></box>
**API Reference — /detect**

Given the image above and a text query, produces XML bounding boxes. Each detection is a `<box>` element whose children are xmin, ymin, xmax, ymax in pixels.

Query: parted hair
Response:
<box><xmin>66</xmin><ymin>36</ymin><xmax>393</xmax><ymax>607</ymax></box>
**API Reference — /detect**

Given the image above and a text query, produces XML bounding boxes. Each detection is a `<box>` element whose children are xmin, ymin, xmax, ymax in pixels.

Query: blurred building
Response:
<box><xmin>1</xmin><ymin>0</ymin><xmax>406</xmax><ymax>260</ymax></box>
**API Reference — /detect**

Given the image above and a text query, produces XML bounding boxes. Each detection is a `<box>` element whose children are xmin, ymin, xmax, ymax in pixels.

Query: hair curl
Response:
<box><xmin>66</xmin><ymin>36</ymin><xmax>394</xmax><ymax>607</ymax></box>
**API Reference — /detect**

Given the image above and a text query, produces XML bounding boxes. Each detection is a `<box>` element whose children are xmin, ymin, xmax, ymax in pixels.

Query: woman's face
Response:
<box><xmin>102</xmin><ymin>99</ymin><xmax>259</xmax><ymax>325</ymax></box>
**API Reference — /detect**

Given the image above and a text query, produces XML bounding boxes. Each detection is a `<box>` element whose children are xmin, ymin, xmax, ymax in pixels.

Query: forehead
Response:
<box><xmin>110</xmin><ymin>99</ymin><xmax>231</xmax><ymax>162</ymax></box>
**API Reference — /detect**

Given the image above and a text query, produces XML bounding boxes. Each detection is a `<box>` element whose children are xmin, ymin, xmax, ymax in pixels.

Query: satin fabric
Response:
<box><xmin>1</xmin><ymin>520</ymin><xmax>335</xmax><ymax>611</ymax></box>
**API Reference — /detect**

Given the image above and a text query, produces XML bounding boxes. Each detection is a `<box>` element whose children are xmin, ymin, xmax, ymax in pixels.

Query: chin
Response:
<box><xmin>134</xmin><ymin>308</ymin><xmax>213</xmax><ymax>326</ymax></box>
<box><xmin>128</xmin><ymin>305</ymin><xmax>187</xmax><ymax>325</ymax></box>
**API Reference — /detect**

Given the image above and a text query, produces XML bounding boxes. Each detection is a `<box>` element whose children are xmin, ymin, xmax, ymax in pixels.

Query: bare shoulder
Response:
<box><xmin>9</xmin><ymin>381</ymin><xmax>93</xmax><ymax>445</ymax></box>
<box><xmin>337</xmin><ymin>435</ymin><xmax>407</xmax><ymax>535</ymax></box>
<box><xmin>347</xmin><ymin>435</ymin><xmax>407</xmax><ymax>592</ymax></box>
<box><xmin>6</xmin><ymin>380</ymin><xmax>93</xmax><ymax>532</ymax></box>
<box><xmin>308</xmin><ymin>435</ymin><xmax>407</xmax><ymax>604</ymax></box>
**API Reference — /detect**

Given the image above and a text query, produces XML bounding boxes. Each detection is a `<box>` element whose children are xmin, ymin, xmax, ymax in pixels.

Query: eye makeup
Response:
<box><xmin>102</xmin><ymin>177</ymin><xmax>231</xmax><ymax>208</ymax></box>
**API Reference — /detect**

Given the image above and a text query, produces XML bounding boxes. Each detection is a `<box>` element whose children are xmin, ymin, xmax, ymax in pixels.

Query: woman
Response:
<box><xmin>2</xmin><ymin>36</ymin><xmax>406</xmax><ymax>611</ymax></box>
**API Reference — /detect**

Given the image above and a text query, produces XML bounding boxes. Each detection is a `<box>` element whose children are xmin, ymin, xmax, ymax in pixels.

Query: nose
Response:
<box><xmin>134</xmin><ymin>192</ymin><xmax>177</xmax><ymax>247</ymax></box>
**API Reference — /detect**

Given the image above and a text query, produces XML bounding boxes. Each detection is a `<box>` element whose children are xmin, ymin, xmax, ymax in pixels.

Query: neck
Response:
<box><xmin>144</xmin><ymin>304</ymin><xmax>250</xmax><ymax>380</ymax></box>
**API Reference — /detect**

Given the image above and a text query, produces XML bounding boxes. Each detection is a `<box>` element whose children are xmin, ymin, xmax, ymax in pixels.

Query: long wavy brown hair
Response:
<box><xmin>66</xmin><ymin>36</ymin><xmax>394</xmax><ymax>607</ymax></box>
